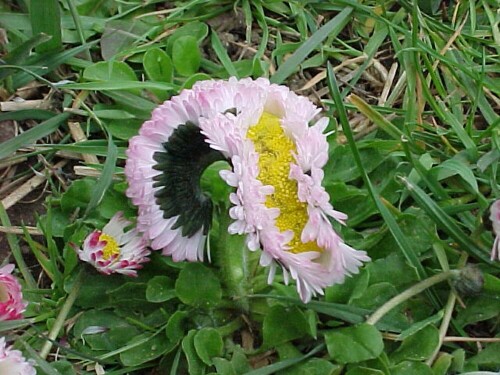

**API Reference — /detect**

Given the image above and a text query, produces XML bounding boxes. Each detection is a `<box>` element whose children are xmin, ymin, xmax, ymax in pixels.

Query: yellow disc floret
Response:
<box><xmin>99</xmin><ymin>233</ymin><xmax>120</xmax><ymax>259</ymax></box>
<box><xmin>247</xmin><ymin>112</ymin><xmax>321</xmax><ymax>254</ymax></box>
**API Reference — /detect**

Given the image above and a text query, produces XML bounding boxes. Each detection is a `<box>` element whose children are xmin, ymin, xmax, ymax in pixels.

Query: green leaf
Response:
<box><xmin>262</xmin><ymin>305</ymin><xmax>310</xmax><ymax>348</ymax></box>
<box><xmin>325</xmin><ymin>323</ymin><xmax>384</xmax><ymax>364</ymax></box>
<box><xmin>284</xmin><ymin>358</ymin><xmax>341</xmax><ymax>375</ymax></box>
<box><xmin>166</xmin><ymin>21</ymin><xmax>209</xmax><ymax>55</ymax></box>
<box><xmin>30</xmin><ymin>0</ymin><xmax>62</xmax><ymax>53</ymax></box>
<box><xmin>350</xmin><ymin>282</ymin><xmax>398</xmax><ymax>310</ymax></box>
<box><xmin>391</xmin><ymin>361</ymin><xmax>433</xmax><ymax>375</ymax></box>
<box><xmin>390</xmin><ymin>325</ymin><xmax>439</xmax><ymax>363</ymax></box>
<box><xmin>166</xmin><ymin>311</ymin><xmax>189</xmax><ymax>343</ymax></box>
<box><xmin>194</xmin><ymin>328</ymin><xmax>224</xmax><ymax>365</ymax></box>
<box><xmin>346</xmin><ymin>368</ymin><xmax>384</xmax><ymax>375</ymax></box>
<box><xmin>175</xmin><ymin>263</ymin><xmax>222</xmax><ymax>308</ymax></box>
<box><xmin>106</xmin><ymin>119</ymin><xmax>142</xmax><ymax>140</ymax></box>
<box><xmin>120</xmin><ymin>332</ymin><xmax>172</xmax><ymax>366</ymax></box>
<box><xmin>143</xmin><ymin>47</ymin><xmax>174</xmax><ymax>83</ymax></box>
<box><xmin>455</xmin><ymin>295</ymin><xmax>500</xmax><ymax>326</ymax></box>
<box><xmin>73</xmin><ymin>309</ymin><xmax>139</xmax><ymax>351</ymax></box>
<box><xmin>434</xmin><ymin>157</ymin><xmax>479</xmax><ymax>193</ymax></box>
<box><xmin>83</xmin><ymin>60</ymin><xmax>137</xmax><ymax>82</ymax></box>
<box><xmin>431</xmin><ymin>353</ymin><xmax>453</xmax><ymax>375</ymax></box>
<box><xmin>182</xmin><ymin>73</ymin><xmax>212</xmax><ymax>90</ymax></box>
<box><xmin>146</xmin><ymin>276</ymin><xmax>176</xmax><ymax>303</ymax></box>
<box><xmin>0</xmin><ymin>112</ymin><xmax>70</xmax><ymax>160</ymax></box>
<box><xmin>469</xmin><ymin>342</ymin><xmax>500</xmax><ymax>366</ymax></box>
<box><xmin>172</xmin><ymin>35</ymin><xmax>201</xmax><ymax>77</ymax></box>
<box><xmin>101</xmin><ymin>19</ymin><xmax>149</xmax><ymax>60</ymax></box>
<box><xmin>61</xmin><ymin>179</ymin><xmax>95</xmax><ymax>213</ymax></box>
<box><xmin>182</xmin><ymin>330</ymin><xmax>206</xmax><ymax>375</ymax></box>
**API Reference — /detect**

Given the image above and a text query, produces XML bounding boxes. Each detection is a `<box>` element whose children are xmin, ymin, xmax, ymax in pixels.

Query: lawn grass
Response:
<box><xmin>0</xmin><ymin>0</ymin><xmax>499</xmax><ymax>374</ymax></box>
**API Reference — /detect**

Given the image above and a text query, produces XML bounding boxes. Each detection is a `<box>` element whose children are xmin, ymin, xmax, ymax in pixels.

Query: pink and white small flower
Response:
<box><xmin>490</xmin><ymin>200</ymin><xmax>500</xmax><ymax>261</ymax></box>
<box><xmin>0</xmin><ymin>337</ymin><xmax>35</xmax><ymax>375</ymax></box>
<box><xmin>77</xmin><ymin>212</ymin><xmax>150</xmax><ymax>276</ymax></box>
<box><xmin>0</xmin><ymin>264</ymin><xmax>27</xmax><ymax>321</ymax></box>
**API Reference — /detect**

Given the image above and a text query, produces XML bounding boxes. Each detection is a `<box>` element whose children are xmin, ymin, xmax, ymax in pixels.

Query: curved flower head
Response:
<box><xmin>77</xmin><ymin>212</ymin><xmax>150</xmax><ymax>276</ymax></box>
<box><xmin>125</xmin><ymin>77</ymin><xmax>370</xmax><ymax>302</ymax></box>
<box><xmin>0</xmin><ymin>264</ymin><xmax>27</xmax><ymax>321</ymax></box>
<box><xmin>0</xmin><ymin>337</ymin><xmax>35</xmax><ymax>375</ymax></box>
<box><xmin>489</xmin><ymin>199</ymin><xmax>500</xmax><ymax>260</ymax></box>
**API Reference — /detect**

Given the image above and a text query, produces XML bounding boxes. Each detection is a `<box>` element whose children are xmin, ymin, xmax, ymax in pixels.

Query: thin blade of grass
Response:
<box><xmin>57</xmin><ymin>81</ymin><xmax>179</xmax><ymax>91</ymax></box>
<box><xmin>327</xmin><ymin>63</ymin><xmax>431</xmax><ymax>286</ymax></box>
<box><xmin>210</xmin><ymin>30</ymin><xmax>239</xmax><ymax>78</ymax></box>
<box><xmin>0</xmin><ymin>33</ymin><xmax>51</xmax><ymax>80</ymax></box>
<box><xmin>0</xmin><ymin>112</ymin><xmax>70</xmax><ymax>160</ymax></box>
<box><xmin>30</xmin><ymin>0</ymin><xmax>62</xmax><ymax>53</ymax></box>
<box><xmin>0</xmin><ymin>319</ymin><xmax>33</xmax><ymax>332</ymax></box>
<box><xmin>0</xmin><ymin>202</ymin><xmax>37</xmax><ymax>289</ymax></box>
<box><xmin>0</xmin><ymin>109</ymin><xmax>54</xmax><ymax>122</ymax></box>
<box><xmin>348</xmin><ymin>94</ymin><xmax>406</xmax><ymax>141</ymax></box>
<box><xmin>270</xmin><ymin>7</ymin><xmax>353</xmax><ymax>84</ymax></box>
<box><xmin>244</xmin><ymin>344</ymin><xmax>325</xmax><ymax>375</ymax></box>
<box><xmin>11</xmin><ymin>41</ymin><xmax>99</xmax><ymax>89</ymax></box>
<box><xmin>85</xmin><ymin>136</ymin><xmax>118</xmax><ymax>216</ymax></box>
<box><xmin>22</xmin><ymin>341</ymin><xmax>62</xmax><ymax>375</ymax></box>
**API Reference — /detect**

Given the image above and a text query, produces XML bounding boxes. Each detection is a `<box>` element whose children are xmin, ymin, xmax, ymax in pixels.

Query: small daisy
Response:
<box><xmin>0</xmin><ymin>337</ymin><xmax>35</xmax><ymax>375</ymax></box>
<box><xmin>77</xmin><ymin>212</ymin><xmax>150</xmax><ymax>276</ymax></box>
<box><xmin>126</xmin><ymin>77</ymin><xmax>369</xmax><ymax>302</ymax></box>
<box><xmin>0</xmin><ymin>264</ymin><xmax>27</xmax><ymax>321</ymax></box>
<box><xmin>489</xmin><ymin>200</ymin><xmax>500</xmax><ymax>260</ymax></box>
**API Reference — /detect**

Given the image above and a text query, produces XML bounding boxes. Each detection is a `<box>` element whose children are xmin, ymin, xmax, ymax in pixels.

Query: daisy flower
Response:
<box><xmin>125</xmin><ymin>77</ymin><xmax>369</xmax><ymax>302</ymax></box>
<box><xmin>77</xmin><ymin>212</ymin><xmax>150</xmax><ymax>276</ymax></box>
<box><xmin>489</xmin><ymin>199</ymin><xmax>500</xmax><ymax>260</ymax></box>
<box><xmin>0</xmin><ymin>264</ymin><xmax>27</xmax><ymax>321</ymax></box>
<box><xmin>0</xmin><ymin>337</ymin><xmax>35</xmax><ymax>375</ymax></box>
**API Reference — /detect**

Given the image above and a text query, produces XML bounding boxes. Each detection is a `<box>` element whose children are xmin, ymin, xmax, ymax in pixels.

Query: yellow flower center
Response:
<box><xmin>100</xmin><ymin>233</ymin><xmax>120</xmax><ymax>259</ymax></box>
<box><xmin>247</xmin><ymin>112</ymin><xmax>321</xmax><ymax>254</ymax></box>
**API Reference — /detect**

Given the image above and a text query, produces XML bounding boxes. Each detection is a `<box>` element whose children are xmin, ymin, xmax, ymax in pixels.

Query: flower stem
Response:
<box><xmin>40</xmin><ymin>269</ymin><xmax>83</xmax><ymax>359</ymax></box>
<box><xmin>216</xmin><ymin>206</ymin><xmax>249</xmax><ymax>312</ymax></box>
<box><xmin>366</xmin><ymin>270</ymin><xmax>458</xmax><ymax>326</ymax></box>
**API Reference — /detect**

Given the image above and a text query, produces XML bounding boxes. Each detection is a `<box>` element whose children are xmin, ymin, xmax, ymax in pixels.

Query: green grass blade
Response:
<box><xmin>0</xmin><ymin>203</ymin><xmax>37</xmax><ymax>289</ymax></box>
<box><xmin>56</xmin><ymin>81</ymin><xmax>179</xmax><ymax>91</ymax></box>
<box><xmin>0</xmin><ymin>109</ymin><xmax>54</xmax><ymax>122</ymax></box>
<box><xmin>11</xmin><ymin>41</ymin><xmax>99</xmax><ymax>89</ymax></box>
<box><xmin>0</xmin><ymin>319</ymin><xmax>33</xmax><ymax>332</ymax></box>
<box><xmin>85</xmin><ymin>136</ymin><xmax>118</xmax><ymax>216</ymax></box>
<box><xmin>0</xmin><ymin>112</ymin><xmax>70</xmax><ymax>160</ymax></box>
<box><xmin>327</xmin><ymin>63</ymin><xmax>429</xmax><ymax>283</ymax></box>
<box><xmin>30</xmin><ymin>0</ymin><xmax>62</xmax><ymax>53</ymax></box>
<box><xmin>244</xmin><ymin>344</ymin><xmax>325</xmax><ymax>375</ymax></box>
<box><xmin>210</xmin><ymin>30</ymin><xmax>239</xmax><ymax>78</ymax></box>
<box><xmin>270</xmin><ymin>6</ymin><xmax>353</xmax><ymax>84</ymax></box>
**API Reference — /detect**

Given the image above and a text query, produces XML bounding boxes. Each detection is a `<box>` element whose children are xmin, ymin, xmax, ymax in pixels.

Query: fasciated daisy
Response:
<box><xmin>125</xmin><ymin>77</ymin><xmax>370</xmax><ymax>302</ymax></box>
<box><xmin>77</xmin><ymin>212</ymin><xmax>150</xmax><ymax>276</ymax></box>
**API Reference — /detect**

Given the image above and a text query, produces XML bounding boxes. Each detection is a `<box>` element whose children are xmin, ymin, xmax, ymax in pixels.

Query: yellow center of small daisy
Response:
<box><xmin>247</xmin><ymin>112</ymin><xmax>321</xmax><ymax>254</ymax></box>
<box><xmin>99</xmin><ymin>233</ymin><xmax>120</xmax><ymax>259</ymax></box>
